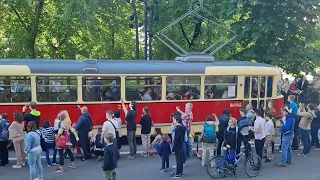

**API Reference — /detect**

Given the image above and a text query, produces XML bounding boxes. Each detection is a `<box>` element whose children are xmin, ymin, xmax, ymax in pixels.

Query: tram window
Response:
<box><xmin>0</xmin><ymin>76</ymin><xmax>31</xmax><ymax>103</ymax></box>
<box><xmin>82</xmin><ymin>76</ymin><xmax>120</xmax><ymax>101</ymax></box>
<box><xmin>267</xmin><ymin>76</ymin><xmax>273</xmax><ymax>97</ymax></box>
<box><xmin>244</xmin><ymin>77</ymin><xmax>250</xmax><ymax>98</ymax></box>
<box><xmin>36</xmin><ymin>76</ymin><xmax>77</xmax><ymax>102</ymax></box>
<box><xmin>260</xmin><ymin>77</ymin><xmax>266</xmax><ymax>98</ymax></box>
<box><xmin>167</xmin><ymin>76</ymin><xmax>200</xmax><ymax>100</ymax></box>
<box><xmin>204</xmin><ymin>76</ymin><xmax>237</xmax><ymax>99</ymax></box>
<box><xmin>125</xmin><ymin>76</ymin><xmax>162</xmax><ymax>101</ymax></box>
<box><xmin>251</xmin><ymin>76</ymin><xmax>258</xmax><ymax>98</ymax></box>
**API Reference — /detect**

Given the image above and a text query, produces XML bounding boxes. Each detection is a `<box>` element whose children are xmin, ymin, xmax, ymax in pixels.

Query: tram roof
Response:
<box><xmin>0</xmin><ymin>59</ymin><xmax>275</xmax><ymax>75</ymax></box>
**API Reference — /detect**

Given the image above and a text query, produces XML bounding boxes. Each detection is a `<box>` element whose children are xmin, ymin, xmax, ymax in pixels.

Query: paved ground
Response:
<box><xmin>1</xmin><ymin>136</ymin><xmax>320</xmax><ymax>180</ymax></box>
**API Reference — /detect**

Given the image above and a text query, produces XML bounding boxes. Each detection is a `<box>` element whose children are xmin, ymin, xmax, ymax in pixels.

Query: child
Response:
<box><xmin>102</xmin><ymin>133</ymin><xmax>120</xmax><ymax>180</ymax></box>
<box><xmin>91</xmin><ymin>128</ymin><xmax>104</xmax><ymax>161</ymax></box>
<box><xmin>42</xmin><ymin>120</ymin><xmax>58</xmax><ymax>167</ymax></box>
<box><xmin>159</xmin><ymin>135</ymin><xmax>171</xmax><ymax>172</ymax></box>
<box><xmin>265</xmin><ymin>113</ymin><xmax>275</xmax><ymax>163</ymax></box>
<box><xmin>54</xmin><ymin>112</ymin><xmax>61</xmax><ymax>134</ymax></box>
<box><xmin>114</xmin><ymin>110</ymin><xmax>122</xmax><ymax>149</ymax></box>
<box><xmin>224</xmin><ymin>117</ymin><xmax>237</xmax><ymax>177</ymax></box>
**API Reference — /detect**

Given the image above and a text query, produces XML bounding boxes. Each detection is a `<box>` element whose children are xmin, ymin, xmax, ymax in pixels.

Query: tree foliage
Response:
<box><xmin>0</xmin><ymin>0</ymin><xmax>319</xmax><ymax>75</ymax></box>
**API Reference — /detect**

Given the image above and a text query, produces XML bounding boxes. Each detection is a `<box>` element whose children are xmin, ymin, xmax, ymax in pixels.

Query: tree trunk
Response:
<box><xmin>148</xmin><ymin>4</ymin><xmax>154</xmax><ymax>60</ymax></box>
<box><xmin>111</xmin><ymin>31</ymin><xmax>115</xmax><ymax>59</ymax></box>
<box><xmin>144</xmin><ymin>0</ymin><xmax>148</xmax><ymax>60</ymax></box>
<box><xmin>131</xmin><ymin>0</ymin><xmax>140</xmax><ymax>60</ymax></box>
<box><xmin>29</xmin><ymin>0</ymin><xmax>45</xmax><ymax>58</ymax></box>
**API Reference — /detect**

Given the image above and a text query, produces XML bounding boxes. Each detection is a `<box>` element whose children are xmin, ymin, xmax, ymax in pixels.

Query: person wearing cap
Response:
<box><xmin>122</xmin><ymin>100</ymin><xmax>138</xmax><ymax>160</ymax></box>
<box><xmin>216</xmin><ymin>109</ymin><xmax>231</xmax><ymax>156</ymax></box>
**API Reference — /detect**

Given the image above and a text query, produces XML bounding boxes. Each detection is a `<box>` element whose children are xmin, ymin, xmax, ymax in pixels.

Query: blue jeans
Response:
<box><xmin>28</xmin><ymin>149</ymin><xmax>43</xmax><ymax>180</ymax></box>
<box><xmin>161</xmin><ymin>156</ymin><xmax>169</xmax><ymax>169</ymax></box>
<box><xmin>45</xmin><ymin>142</ymin><xmax>57</xmax><ymax>165</ymax></box>
<box><xmin>183</xmin><ymin>129</ymin><xmax>191</xmax><ymax>160</ymax></box>
<box><xmin>311</xmin><ymin>124</ymin><xmax>320</xmax><ymax>148</ymax></box>
<box><xmin>300</xmin><ymin>128</ymin><xmax>311</xmax><ymax>154</ymax></box>
<box><xmin>281</xmin><ymin>135</ymin><xmax>294</xmax><ymax>165</ymax></box>
<box><xmin>153</xmin><ymin>142</ymin><xmax>161</xmax><ymax>154</ymax></box>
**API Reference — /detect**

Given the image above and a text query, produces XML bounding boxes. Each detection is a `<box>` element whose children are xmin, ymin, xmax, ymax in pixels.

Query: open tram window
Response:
<box><xmin>260</xmin><ymin>77</ymin><xmax>266</xmax><ymax>98</ymax></box>
<box><xmin>166</xmin><ymin>76</ymin><xmax>200</xmax><ymax>100</ymax></box>
<box><xmin>125</xmin><ymin>76</ymin><xmax>162</xmax><ymax>101</ymax></box>
<box><xmin>251</xmin><ymin>76</ymin><xmax>258</xmax><ymax>98</ymax></box>
<box><xmin>267</xmin><ymin>76</ymin><xmax>273</xmax><ymax>97</ymax></box>
<box><xmin>36</xmin><ymin>76</ymin><xmax>77</xmax><ymax>102</ymax></box>
<box><xmin>244</xmin><ymin>77</ymin><xmax>250</xmax><ymax>98</ymax></box>
<box><xmin>0</xmin><ymin>76</ymin><xmax>31</xmax><ymax>103</ymax></box>
<box><xmin>204</xmin><ymin>76</ymin><xmax>237</xmax><ymax>99</ymax></box>
<box><xmin>82</xmin><ymin>76</ymin><xmax>121</xmax><ymax>101</ymax></box>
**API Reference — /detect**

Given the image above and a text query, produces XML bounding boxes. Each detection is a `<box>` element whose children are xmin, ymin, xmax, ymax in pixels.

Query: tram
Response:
<box><xmin>0</xmin><ymin>55</ymin><xmax>283</xmax><ymax>136</ymax></box>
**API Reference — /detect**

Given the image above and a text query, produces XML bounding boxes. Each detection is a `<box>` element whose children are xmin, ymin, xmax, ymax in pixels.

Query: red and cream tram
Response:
<box><xmin>0</xmin><ymin>56</ymin><xmax>283</xmax><ymax>136</ymax></box>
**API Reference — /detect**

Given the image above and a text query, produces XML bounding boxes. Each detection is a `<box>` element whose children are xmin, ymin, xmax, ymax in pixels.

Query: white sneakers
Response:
<box><xmin>12</xmin><ymin>164</ymin><xmax>22</xmax><ymax>168</ymax></box>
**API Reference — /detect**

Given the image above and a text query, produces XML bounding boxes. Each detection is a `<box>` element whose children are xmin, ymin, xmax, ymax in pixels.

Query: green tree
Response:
<box><xmin>226</xmin><ymin>0</ymin><xmax>320</xmax><ymax>75</ymax></box>
<box><xmin>0</xmin><ymin>0</ymin><xmax>135</xmax><ymax>59</ymax></box>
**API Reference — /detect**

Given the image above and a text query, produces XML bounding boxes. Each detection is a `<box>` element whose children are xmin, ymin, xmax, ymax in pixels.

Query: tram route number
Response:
<box><xmin>118</xmin><ymin>104</ymin><xmax>129</xmax><ymax>109</ymax></box>
<box><xmin>230</xmin><ymin>103</ymin><xmax>242</xmax><ymax>108</ymax></box>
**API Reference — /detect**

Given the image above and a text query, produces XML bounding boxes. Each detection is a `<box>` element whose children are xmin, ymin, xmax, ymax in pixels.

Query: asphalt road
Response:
<box><xmin>1</xmin><ymin>136</ymin><xmax>320</xmax><ymax>180</ymax></box>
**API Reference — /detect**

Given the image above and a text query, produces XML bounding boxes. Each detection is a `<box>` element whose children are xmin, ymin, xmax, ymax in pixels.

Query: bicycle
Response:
<box><xmin>206</xmin><ymin>143</ymin><xmax>262</xmax><ymax>178</ymax></box>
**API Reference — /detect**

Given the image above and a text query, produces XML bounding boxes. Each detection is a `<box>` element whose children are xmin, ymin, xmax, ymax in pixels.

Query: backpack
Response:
<box><xmin>95</xmin><ymin>134</ymin><xmax>104</xmax><ymax>149</ymax></box>
<box><xmin>201</xmin><ymin>123</ymin><xmax>216</xmax><ymax>143</ymax></box>
<box><xmin>36</xmin><ymin>130</ymin><xmax>47</xmax><ymax>152</ymax></box>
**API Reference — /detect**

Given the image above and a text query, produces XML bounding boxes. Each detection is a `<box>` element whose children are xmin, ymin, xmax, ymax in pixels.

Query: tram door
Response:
<box><xmin>244</xmin><ymin>76</ymin><xmax>273</xmax><ymax>113</ymax></box>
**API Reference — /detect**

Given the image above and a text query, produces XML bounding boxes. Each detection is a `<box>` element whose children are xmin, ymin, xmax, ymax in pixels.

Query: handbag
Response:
<box><xmin>56</xmin><ymin>133</ymin><xmax>67</xmax><ymax>149</ymax></box>
<box><xmin>109</xmin><ymin>120</ymin><xmax>120</xmax><ymax>139</ymax></box>
<box><xmin>109</xmin><ymin>120</ymin><xmax>121</xmax><ymax>149</ymax></box>
<box><xmin>36</xmin><ymin>130</ymin><xmax>47</xmax><ymax>152</ymax></box>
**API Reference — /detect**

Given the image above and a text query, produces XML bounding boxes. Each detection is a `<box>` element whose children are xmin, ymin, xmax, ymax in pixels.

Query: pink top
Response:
<box><xmin>9</xmin><ymin>121</ymin><xmax>25</xmax><ymax>139</ymax></box>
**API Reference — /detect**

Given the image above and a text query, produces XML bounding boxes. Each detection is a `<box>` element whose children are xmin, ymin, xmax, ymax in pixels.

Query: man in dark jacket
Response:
<box><xmin>76</xmin><ymin>106</ymin><xmax>93</xmax><ymax>161</ymax></box>
<box><xmin>22</xmin><ymin>102</ymin><xmax>41</xmax><ymax>130</ymax></box>
<box><xmin>171</xmin><ymin>112</ymin><xmax>186</xmax><ymax>178</ymax></box>
<box><xmin>217</xmin><ymin>109</ymin><xmax>230</xmax><ymax>155</ymax></box>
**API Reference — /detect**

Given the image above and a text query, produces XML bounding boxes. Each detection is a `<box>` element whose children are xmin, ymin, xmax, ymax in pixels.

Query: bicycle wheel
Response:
<box><xmin>207</xmin><ymin>155</ymin><xmax>229</xmax><ymax>179</ymax></box>
<box><xmin>244</xmin><ymin>154</ymin><xmax>262</xmax><ymax>177</ymax></box>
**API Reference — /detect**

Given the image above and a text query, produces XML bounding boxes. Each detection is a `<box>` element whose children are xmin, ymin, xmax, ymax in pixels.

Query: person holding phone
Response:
<box><xmin>121</xmin><ymin>100</ymin><xmax>138</xmax><ymax>160</ymax></box>
<box><xmin>297</xmin><ymin>103</ymin><xmax>314</xmax><ymax>157</ymax></box>
<box><xmin>276</xmin><ymin>108</ymin><xmax>295</xmax><ymax>167</ymax></box>
<box><xmin>22</xmin><ymin>102</ymin><xmax>41</xmax><ymax>131</ymax></box>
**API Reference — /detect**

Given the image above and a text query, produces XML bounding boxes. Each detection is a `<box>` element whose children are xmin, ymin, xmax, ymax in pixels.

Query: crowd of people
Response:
<box><xmin>0</xmin><ymin>94</ymin><xmax>320</xmax><ymax>179</ymax></box>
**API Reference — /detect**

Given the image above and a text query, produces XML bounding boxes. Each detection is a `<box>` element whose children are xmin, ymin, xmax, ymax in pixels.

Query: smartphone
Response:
<box><xmin>170</xmin><ymin>113</ymin><xmax>174</xmax><ymax>119</ymax></box>
<box><xmin>120</xmin><ymin>99</ymin><xmax>123</xmax><ymax>104</ymax></box>
<box><xmin>25</xmin><ymin>105</ymin><xmax>29</xmax><ymax>108</ymax></box>
<box><xmin>74</xmin><ymin>105</ymin><xmax>79</xmax><ymax>109</ymax></box>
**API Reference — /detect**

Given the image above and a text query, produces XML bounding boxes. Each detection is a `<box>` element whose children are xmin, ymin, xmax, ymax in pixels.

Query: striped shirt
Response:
<box><xmin>42</xmin><ymin>127</ymin><xmax>55</xmax><ymax>143</ymax></box>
